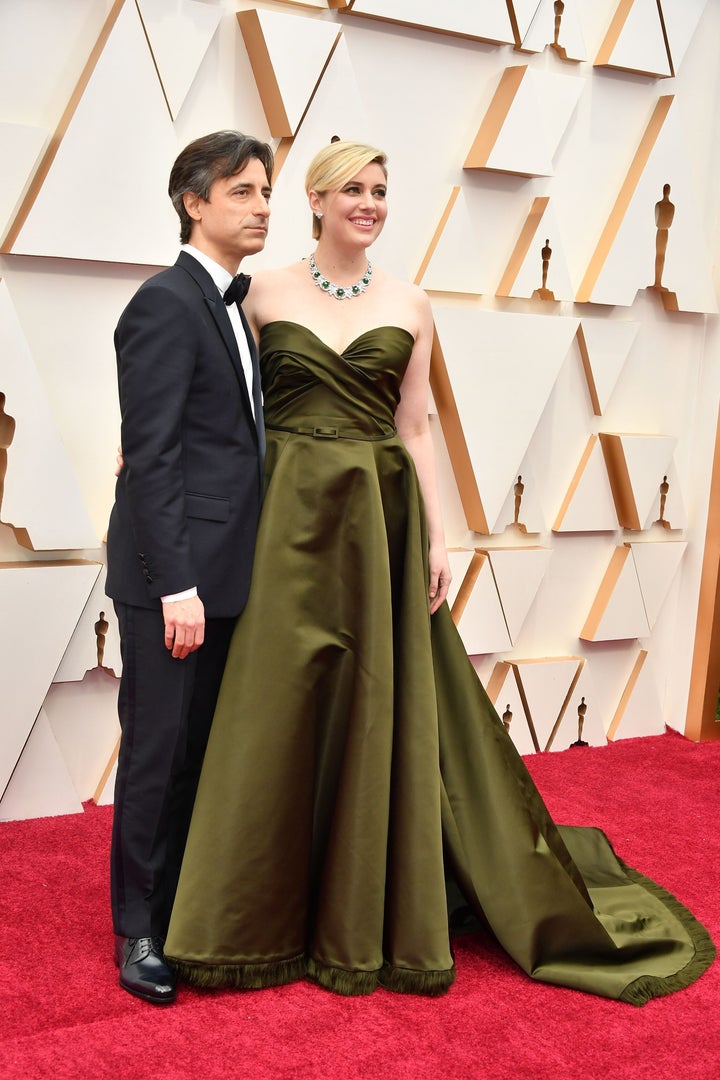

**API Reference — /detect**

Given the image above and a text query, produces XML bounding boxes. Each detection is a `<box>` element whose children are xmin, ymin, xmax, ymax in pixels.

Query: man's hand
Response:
<box><xmin>162</xmin><ymin>595</ymin><xmax>205</xmax><ymax>659</ymax></box>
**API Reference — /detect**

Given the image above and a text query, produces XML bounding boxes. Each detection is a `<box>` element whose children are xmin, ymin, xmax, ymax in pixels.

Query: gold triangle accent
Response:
<box><xmin>430</xmin><ymin>328</ymin><xmax>489</xmax><ymax>534</ymax></box>
<box><xmin>414</xmin><ymin>186</ymin><xmax>460</xmax><ymax>286</ymax></box>
<box><xmin>510</xmin><ymin>663</ymin><xmax>541</xmax><ymax>753</ymax></box>
<box><xmin>553</xmin><ymin>435</ymin><xmax>599</xmax><ymax>531</ymax></box>
<box><xmin>450</xmin><ymin>551</ymin><xmax>486</xmax><ymax>624</ymax></box>
<box><xmin>607</xmin><ymin>650</ymin><xmax>647</xmax><ymax>740</ymax></box>
<box><xmin>576</xmin><ymin>95</ymin><xmax>674</xmax><ymax>302</ymax></box>
<box><xmin>497</xmin><ymin>196</ymin><xmax>550</xmax><ymax>297</ymax></box>
<box><xmin>580</xmin><ymin>545</ymin><xmax>632</xmax><ymax>641</ymax></box>
<box><xmin>595</xmin><ymin>0</ymin><xmax>634</xmax><ymax>66</ymax></box>
<box><xmin>598</xmin><ymin>433</ymin><xmax>640</xmax><ymax>529</ymax></box>
<box><xmin>93</xmin><ymin>734</ymin><xmax>120</xmax><ymax>805</ymax></box>
<box><xmin>464</xmin><ymin>66</ymin><xmax>527</xmax><ymax>170</ymax></box>
<box><xmin>686</xmin><ymin>404</ymin><xmax>720</xmax><ymax>741</ymax></box>
<box><xmin>576</xmin><ymin>325</ymin><xmax>601</xmax><ymax>415</ymax></box>
<box><xmin>486</xmin><ymin>660</ymin><xmax>511</xmax><ymax>704</ymax></box>
<box><xmin>134</xmin><ymin>1</ymin><xmax>173</xmax><ymax>121</ymax></box>
<box><xmin>543</xmin><ymin>660</ymin><xmax>584</xmax><ymax>751</ymax></box>
<box><xmin>238</xmin><ymin>12</ymin><xmax>342</xmax><ymax>138</ymax></box>
<box><xmin>1</xmin><ymin>0</ymin><xmax>126</xmax><ymax>253</ymax></box>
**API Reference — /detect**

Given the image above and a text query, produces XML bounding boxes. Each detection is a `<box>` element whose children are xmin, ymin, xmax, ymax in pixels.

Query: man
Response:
<box><xmin>105</xmin><ymin>130</ymin><xmax>273</xmax><ymax>1004</ymax></box>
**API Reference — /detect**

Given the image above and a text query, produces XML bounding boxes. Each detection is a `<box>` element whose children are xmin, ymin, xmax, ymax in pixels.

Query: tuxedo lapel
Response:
<box><xmin>175</xmin><ymin>252</ymin><xmax>258</xmax><ymax>446</ymax></box>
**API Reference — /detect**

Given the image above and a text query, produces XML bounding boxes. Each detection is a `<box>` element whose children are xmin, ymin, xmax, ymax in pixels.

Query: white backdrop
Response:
<box><xmin>1</xmin><ymin>0</ymin><xmax>719</xmax><ymax>819</ymax></box>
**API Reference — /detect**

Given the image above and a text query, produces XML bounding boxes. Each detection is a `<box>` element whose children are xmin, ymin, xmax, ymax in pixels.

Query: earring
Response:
<box><xmin>314</xmin><ymin>211</ymin><xmax>323</xmax><ymax>219</ymax></box>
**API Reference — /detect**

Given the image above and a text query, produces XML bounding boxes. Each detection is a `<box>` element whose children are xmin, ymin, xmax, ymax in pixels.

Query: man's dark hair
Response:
<box><xmin>168</xmin><ymin>130</ymin><xmax>274</xmax><ymax>244</ymax></box>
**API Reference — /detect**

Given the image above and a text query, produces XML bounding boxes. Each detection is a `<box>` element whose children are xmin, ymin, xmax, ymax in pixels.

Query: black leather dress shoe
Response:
<box><xmin>114</xmin><ymin>935</ymin><xmax>178</xmax><ymax>1004</ymax></box>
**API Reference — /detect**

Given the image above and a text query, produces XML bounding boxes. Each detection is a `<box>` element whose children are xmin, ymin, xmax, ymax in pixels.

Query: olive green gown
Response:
<box><xmin>164</xmin><ymin>321</ymin><xmax>714</xmax><ymax>1002</ymax></box>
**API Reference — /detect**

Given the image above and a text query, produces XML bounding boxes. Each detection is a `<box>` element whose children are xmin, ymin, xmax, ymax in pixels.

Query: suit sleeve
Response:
<box><xmin>115</xmin><ymin>280</ymin><xmax>199</xmax><ymax>599</ymax></box>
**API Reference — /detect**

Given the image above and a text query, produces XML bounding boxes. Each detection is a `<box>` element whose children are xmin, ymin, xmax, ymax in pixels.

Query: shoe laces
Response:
<box><xmin>128</xmin><ymin>936</ymin><xmax>165</xmax><ymax>961</ymax></box>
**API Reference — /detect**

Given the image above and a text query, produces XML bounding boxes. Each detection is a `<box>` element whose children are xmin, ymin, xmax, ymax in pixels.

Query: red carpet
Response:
<box><xmin>1</xmin><ymin>730</ymin><xmax>718</xmax><ymax>1079</ymax></box>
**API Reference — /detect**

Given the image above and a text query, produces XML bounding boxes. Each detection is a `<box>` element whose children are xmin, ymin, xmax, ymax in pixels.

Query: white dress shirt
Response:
<box><xmin>181</xmin><ymin>244</ymin><xmax>255</xmax><ymax>417</ymax></box>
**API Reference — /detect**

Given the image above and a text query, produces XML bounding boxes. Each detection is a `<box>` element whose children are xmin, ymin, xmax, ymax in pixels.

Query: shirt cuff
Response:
<box><xmin>161</xmin><ymin>587</ymin><xmax>198</xmax><ymax>603</ymax></box>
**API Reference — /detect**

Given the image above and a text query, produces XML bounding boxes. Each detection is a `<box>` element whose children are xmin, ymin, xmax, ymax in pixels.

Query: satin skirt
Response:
<box><xmin>165</xmin><ymin>420</ymin><xmax>714</xmax><ymax>1002</ymax></box>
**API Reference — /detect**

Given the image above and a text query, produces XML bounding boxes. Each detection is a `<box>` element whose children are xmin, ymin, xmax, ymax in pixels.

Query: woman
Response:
<box><xmin>164</xmin><ymin>142</ymin><xmax>713</xmax><ymax>1001</ymax></box>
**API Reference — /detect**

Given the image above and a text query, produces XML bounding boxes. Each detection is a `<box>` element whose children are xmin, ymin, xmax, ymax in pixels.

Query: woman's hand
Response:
<box><xmin>428</xmin><ymin>543</ymin><xmax>451</xmax><ymax>615</ymax></box>
<box><xmin>115</xmin><ymin>445</ymin><xmax>124</xmax><ymax>476</ymax></box>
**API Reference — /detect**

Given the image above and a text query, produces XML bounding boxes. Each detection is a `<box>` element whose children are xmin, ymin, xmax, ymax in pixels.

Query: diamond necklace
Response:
<box><xmin>308</xmin><ymin>253</ymin><xmax>372</xmax><ymax>300</ymax></box>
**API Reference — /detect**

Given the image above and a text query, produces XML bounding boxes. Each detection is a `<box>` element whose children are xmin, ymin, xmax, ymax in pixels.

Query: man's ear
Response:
<box><xmin>183</xmin><ymin>190</ymin><xmax>202</xmax><ymax>222</ymax></box>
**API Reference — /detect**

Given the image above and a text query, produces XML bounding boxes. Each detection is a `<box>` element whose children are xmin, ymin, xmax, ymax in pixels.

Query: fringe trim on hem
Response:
<box><xmin>378</xmin><ymin>961</ymin><xmax>456</xmax><ymax>997</ymax></box>
<box><xmin>306</xmin><ymin>957</ymin><xmax>380</xmax><ymax>996</ymax></box>
<box><xmin>616</xmin><ymin>860</ymin><xmax>716</xmax><ymax>1007</ymax></box>
<box><xmin>306</xmin><ymin>957</ymin><xmax>456</xmax><ymax>997</ymax></box>
<box><xmin>166</xmin><ymin>953</ymin><xmax>307</xmax><ymax>990</ymax></box>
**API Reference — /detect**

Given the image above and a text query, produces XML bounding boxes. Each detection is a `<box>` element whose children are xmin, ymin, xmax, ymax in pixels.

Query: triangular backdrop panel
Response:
<box><xmin>54</xmin><ymin>567</ymin><xmax>122</xmax><ymax>681</ymax></box>
<box><xmin>137</xmin><ymin>0</ymin><xmax>222</xmax><ymax>120</ymax></box>
<box><xmin>252</xmin><ymin>36</ymin><xmax>373</xmax><ymax>270</ymax></box>
<box><xmin>608</xmin><ymin>649</ymin><xmax>666</xmax><ymax>739</ymax></box>
<box><xmin>547</xmin><ymin>666</ymin><xmax>607</xmax><ymax>752</ymax></box>
<box><xmin>595</xmin><ymin>0</ymin><xmax>672</xmax><ymax>76</ymax></box>
<box><xmin>630</xmin><ymin>539</ymin><xmax>687</xmax><ymax>629</ymax></box>
<box><xmin>430</xmin><ymin>415</ymin><xmax>471</xmax><ymax>542</ymax></box>
<box><xmin>446</xmin><ymin>548</ymin><xmax>476</xmax><ymax>609</ymax></box>
<box><xmin>634</xmin><ymin>440</ymin><xmax>677</xmax><ymax>529</ymax></box>
<box><xmin>510</xmin><ymin>0</ymin><xmax>545</xmax><ymax>41</ymax></box>
<box><xmin>419</xmin><ymin>182</ymin><xmax>527</xmax><ymax>296</ymax></box>
<box><xmin>12</xmin><ymin>1</ymin><xmax>178</xmax><ymax>264</ymax></box>
<box><xmin>43</xmin><ymin>670</ymin><xmax>120</xmax><ymax>803</ymax></box>
<box><xmin>584</xmin><ymin>104</ymin><xmax>717</xmax><ymax>312</ymax></box>
<box><xmin>0</xmin><ymin>562</ymin><xmax>101</xmax><ymax>796</ymax></box>
<box><xmin>603</xmin><ymin>433</ymin><xmax>678</xmax><ymax>529</ymax></box>
<box><xmin>0</xmin><ymin>123</ymin><xmax>48</xmax><ymax>244</ymax></box>
<box><xmin>485</xmin><ymin>546</ymin><xmax>552</xmax><ymax>644</ymax></box>
<box><xmin>578</xmin><ymin>317</ymin><xmax>639</xmax><ymax>414</ymax></box>
<box><xmin>469</xmin><ymin>67</ymin><xmax>584</xmax><ymax>177</ymax></box>
<box><xmin>660</xmin><ymin>0</ymin><xmax>709</xmax><ymax>73</ymax></box>
<box><xmin>493</xmin><ymin>462</ymin><xmax>546</xmax><ymax>536</ymax></box>
<box><xmin>553</xmin><ymin>436</ymin><xmax>620</xmax><ymax>533</ymax></box>
<box><xmin>506</xmin><ymin>333</ymin><xmax>597</xmax><ymax>531</ymax></box>
<box><xmin>580</xmin><ymin>545</ymin><xmax>651</xmax><ymax>642</ymax></box>
<box><xmin>433</xmin><ymin>306</ymin><xmax>579</xmax><ymax>533</ymax></box>
<box><xmin>338</xmin><ymin>1</ymin><xmax>515</xmax><ymax>42</ymax></box>
<box><xmin>238</xmin><ymin>7</ymin><xmax>340</xmax><ymax>137</ymax></box>
<box><xmin>0</xmin><ymin>709</ymin><xmax>84</xmax><ymax>822</ymax></box>
<box><xmin>0</xmin><ymin>282</ymin><xmax>99</xmax><ymax>549</ymax></box>
<box><xmin>486</xmin><ymin>661</ymin><xmax>538</xmax><ymax>756</ymax></box>
<box><xmin>451</xmin><ymin>553</ymin><xmax>512</xmax><ymax>656</ymax></box>
<box><xmin>510</xmin><ymin>657</ymin><xmax>584</xmax><ymax>752</ymax></box>
<box><xmin>498</xmin><ymin>199</ymin><xmax>576</xmax><ymax>301</ymax></box>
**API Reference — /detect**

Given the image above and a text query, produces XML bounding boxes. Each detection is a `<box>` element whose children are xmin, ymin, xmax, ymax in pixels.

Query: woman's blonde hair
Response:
<box><xmin>305</xmin><ymin>140</ymin><xmax>387</xmax><ymax>240</ymax></box>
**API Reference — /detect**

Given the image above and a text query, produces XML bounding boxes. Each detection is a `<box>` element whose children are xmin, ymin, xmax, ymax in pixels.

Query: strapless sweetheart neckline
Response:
<box><xmin>260</xmin><ymin>319</ymin><xmax>414</xmax><ymax>358</ymax></box>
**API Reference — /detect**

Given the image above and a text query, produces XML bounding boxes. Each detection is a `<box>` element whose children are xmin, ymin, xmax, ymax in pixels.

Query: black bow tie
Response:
<box><xmin>223</xmin><ymin>273</ymin><xmax>251</xmax><ymax>307</ymax></box>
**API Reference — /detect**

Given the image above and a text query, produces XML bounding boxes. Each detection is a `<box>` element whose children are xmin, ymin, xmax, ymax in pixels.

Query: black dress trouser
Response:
<box><xmin>110</xmin><ymin>601</ymin><xmax>235</xmax><ymax>938</ymax></box>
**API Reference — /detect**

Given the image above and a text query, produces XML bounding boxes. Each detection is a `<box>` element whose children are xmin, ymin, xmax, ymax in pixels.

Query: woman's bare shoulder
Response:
<box><xmin>373</xmin><ymin>271</ymin><xmax>432</xmax><ymax>330</ymax></box>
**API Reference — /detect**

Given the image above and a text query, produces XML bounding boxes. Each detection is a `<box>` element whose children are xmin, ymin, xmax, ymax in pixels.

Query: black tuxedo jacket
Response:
<box><xmin>106</xmin><ymin>251</ymin><xmax>264</xmax><ymax>618</ymax></box>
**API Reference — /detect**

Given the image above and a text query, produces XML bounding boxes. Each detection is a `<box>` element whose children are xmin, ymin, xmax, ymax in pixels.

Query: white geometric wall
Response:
<box><xmin>1</xmin><ymin>0</ymin><xmax>719</xmax><ymax>819</ymax></box>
